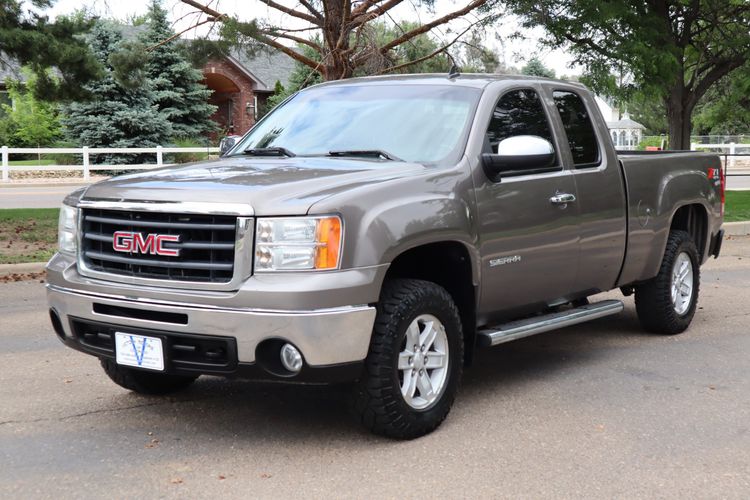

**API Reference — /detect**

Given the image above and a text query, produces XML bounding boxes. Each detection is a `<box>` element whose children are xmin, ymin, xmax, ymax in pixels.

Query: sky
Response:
<box><xmin>46</xmin><ymin>0</ymin><xmax>580</xmax><ymax>76</ymax></box>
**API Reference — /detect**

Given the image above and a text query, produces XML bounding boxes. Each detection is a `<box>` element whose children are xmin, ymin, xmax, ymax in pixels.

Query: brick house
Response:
<box><xmin>202</xmin><ymin>51</ymin><xmax>296</xmax><ymax>137</ymax></box>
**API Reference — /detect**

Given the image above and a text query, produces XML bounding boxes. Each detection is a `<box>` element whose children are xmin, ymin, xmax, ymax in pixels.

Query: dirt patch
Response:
<box><xmin>0</xmin><ymin>271</ymin><xmax>46</xmax><ymax>283</ymax></box>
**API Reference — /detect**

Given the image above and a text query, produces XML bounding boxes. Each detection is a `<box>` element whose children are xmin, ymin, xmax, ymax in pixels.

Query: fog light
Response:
<box><xmin>280</xmin><ymin>343</ymin><xmax>303</xmax><ymax>373</ymax></box>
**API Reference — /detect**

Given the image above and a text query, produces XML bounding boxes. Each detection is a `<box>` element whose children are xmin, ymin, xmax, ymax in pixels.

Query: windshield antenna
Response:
<box><xmin>446</xmin><ymin>50</ymin><xmax>461</xmax><ymax>79</ymax></box>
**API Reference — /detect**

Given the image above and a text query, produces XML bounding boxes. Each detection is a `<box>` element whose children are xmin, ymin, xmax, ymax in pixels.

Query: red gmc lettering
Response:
<box><xmin>112</xmin><ymin>231</ymin><xmax>180</xmax><ymax>256</ymax></box>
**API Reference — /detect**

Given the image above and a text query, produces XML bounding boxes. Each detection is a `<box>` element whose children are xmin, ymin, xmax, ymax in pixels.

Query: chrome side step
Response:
<box><xmin>477</xmin><ymin>299</ymin><xmax>624</xmax><ymax>348</ymax></box>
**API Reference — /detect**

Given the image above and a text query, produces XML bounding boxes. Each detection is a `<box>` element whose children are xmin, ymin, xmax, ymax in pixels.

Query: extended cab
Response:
<box><xmin>47</xmin><ymin>75</ymin><xmax>724</xmax><ymax>439</ymax></box>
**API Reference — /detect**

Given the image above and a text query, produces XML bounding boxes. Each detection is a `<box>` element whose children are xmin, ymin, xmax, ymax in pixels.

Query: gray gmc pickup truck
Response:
<box><xmin>47</xmin><ymin>75</ymin><xmax>725</xmax><ymax>439</ymax></box>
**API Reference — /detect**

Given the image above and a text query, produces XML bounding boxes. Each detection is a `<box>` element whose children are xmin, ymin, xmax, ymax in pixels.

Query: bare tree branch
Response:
<box><xmin>376</xmin><ymin>21</ymin><xmax>476</xmax><ymax>74</ymax></box>
<box><xmin>147</xmin><ymin>16</ymin><xmax>219</xmax><ymax>52</ymax></box>
<box><xmin>258</xmin><ymin>0</ymin><xmax>323</xmax><ymax>25</ymax></box>
<box><xmin>260</xmin><ymin>28</ymin><xmax>323</xmax><ymax>51</ymax></box>
<box><xmin>379</xmin><ymin>0</ymin><xmax>488</xmax><ymax>53</ymax></box>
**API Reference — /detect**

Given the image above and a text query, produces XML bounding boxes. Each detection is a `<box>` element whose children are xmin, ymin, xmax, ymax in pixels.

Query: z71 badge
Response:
<box><xmin>490</xmin><ymin>255</ymin><xmax>522</xmax><ymax>267</ymax></box>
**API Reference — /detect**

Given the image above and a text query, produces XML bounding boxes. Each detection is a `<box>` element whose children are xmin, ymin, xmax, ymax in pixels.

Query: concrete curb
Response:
<box><xmin>0</xmin><ymin>262</ymin><xmax>47</xmax><ymax>276</ymax></box>
<box><xmin>724</xmin><ymin>221</ymin><xmax>750</xmax><ymax>236</ymax></box>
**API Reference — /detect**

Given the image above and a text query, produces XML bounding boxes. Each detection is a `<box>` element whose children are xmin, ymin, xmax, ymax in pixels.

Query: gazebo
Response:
<box><xmin>606</xmin><ymin>114</ymin><xmax>646</xmax><ymax>150</ymax></box>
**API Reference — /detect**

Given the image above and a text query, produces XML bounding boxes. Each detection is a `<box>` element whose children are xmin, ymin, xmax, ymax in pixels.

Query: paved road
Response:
<box><xmin>1</xmin><ymin>238</ymin><xmax>750</xmax><ymax>498</ymax></box>
<box><xmin>0</xmin><ymin>185</ymin><xmax>86</xmax><ymax>209</ymax></box>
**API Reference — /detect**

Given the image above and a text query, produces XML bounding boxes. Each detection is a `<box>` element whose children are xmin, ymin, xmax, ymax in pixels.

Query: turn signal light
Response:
<box><xmin>315</xmin><ymin>217</ymin><xmax>342</xmax><ymax>269</ymax></box>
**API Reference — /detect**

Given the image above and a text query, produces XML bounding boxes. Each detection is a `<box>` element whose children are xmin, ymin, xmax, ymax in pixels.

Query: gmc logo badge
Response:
<box><xmin>112</xmin><ymin>231</ymin><xmax>181</xmax><ymax>257</ymax></box>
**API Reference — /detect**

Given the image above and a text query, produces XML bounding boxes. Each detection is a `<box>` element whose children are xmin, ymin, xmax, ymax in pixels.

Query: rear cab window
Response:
<box><xmin>552</xmin><ymin>91</ymin><xmax>601</xmax><ymax>168</ymax></box>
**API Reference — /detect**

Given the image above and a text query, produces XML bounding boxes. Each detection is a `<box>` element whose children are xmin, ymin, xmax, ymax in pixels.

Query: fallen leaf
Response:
<box><xmin>260</xmin><ymin>473</ymin><xmax>272</xmax><ymax>479</ymax></box>
<box><xmin>218</xmin><ymin>475</ymin><xmax>226</xmax><ymax>480</ymax></box>
<box><xmin>170</xmin><ymin>478</ymin><xmax>183</xmax><ymax>485</ymax></box>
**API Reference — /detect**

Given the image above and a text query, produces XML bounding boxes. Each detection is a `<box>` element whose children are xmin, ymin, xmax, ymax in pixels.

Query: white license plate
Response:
<box><xmin>115</xmin><ymin>332</ymin><xmax>164</xmax><ymax>371</ymax></box>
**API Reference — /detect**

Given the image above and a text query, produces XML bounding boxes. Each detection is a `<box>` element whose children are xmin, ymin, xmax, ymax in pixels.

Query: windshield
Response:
<box><xmin>229</xmin><ymin>84</ymin><xmax>481</xmax><ymax>165</ymax></box>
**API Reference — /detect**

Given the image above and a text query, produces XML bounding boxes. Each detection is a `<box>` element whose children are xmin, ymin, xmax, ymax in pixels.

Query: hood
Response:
<box><xmin>80</xmin><ymin>156</ymin><xmax>428</xmax><ymax>215</ymax></box>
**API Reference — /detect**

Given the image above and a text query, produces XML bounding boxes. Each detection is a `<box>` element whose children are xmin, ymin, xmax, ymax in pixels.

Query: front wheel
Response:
<box><xmin>352</xmin><ymin>279</ymin><xmax>464</xmax><ymax>439</ymax></box>
<box><xmin>635</xmin><ymin>230</ymin><xmax>700</xmax><ymax>334</ymax></box>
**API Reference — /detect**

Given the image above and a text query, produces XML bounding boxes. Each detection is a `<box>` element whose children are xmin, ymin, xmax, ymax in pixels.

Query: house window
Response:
<box><xmin>0</xmin><ymin>91</ymin><xmax>11</xmax><ymax>116</ymax></box>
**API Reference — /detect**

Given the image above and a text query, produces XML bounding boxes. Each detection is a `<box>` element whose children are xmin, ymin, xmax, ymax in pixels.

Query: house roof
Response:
<box><xmin>607</xmin><ymin>118</ymin><xmax>646</xmax><ymax>130</ymax></box>
<box><xmin>0</xmin><ymin>55</ymin><xmax>25</xmax><ymax>87</ymax></box>
<box><xmin>230</xmin><ymin>49</ymin><xmax>296</xmax><ymax>92</ymax></box>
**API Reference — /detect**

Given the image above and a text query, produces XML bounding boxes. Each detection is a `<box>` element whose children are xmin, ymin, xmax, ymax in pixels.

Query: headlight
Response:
<box><xmin>58</xmin><ymin>204</ymin><xmax>79</xmax><ymax>255</ymax></box>
<box><xmin>255</xmin><ymin>216</ymin><xmax>342</xmax><ymax>271</ymax></box>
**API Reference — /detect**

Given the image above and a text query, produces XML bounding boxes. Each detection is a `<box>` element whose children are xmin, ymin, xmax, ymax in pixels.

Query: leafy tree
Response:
<box><xmin>139</xmin><ymin>1</ymin><xmax>216</xmax><ymax>139</ymax></box>
<box><xmin>0</xmin><ymin>1</ymin><xmax>99</xmax><ymax>100</ymax></box>
<box><xmin>521</xmin><ymin>57</ymin><xmax>555</xmax><ymax>78</ymax></box>
<box><xmin>179</xmin><ymin>0</ymin><xmax>499</xmax><ymax>81</ymax></box>
<box><xmin>62</xmin><ymin>21</ymin><xmax>171</xmax><ymax>163</ymax></box>
<box><xmin>693</xmin><ymin>64</ymin><xmax>750</xmax><ymax>136</ymax></box>
<box><xmin>458</xmin><ymin>30</ymin><xmax>499</xmax><ymax>73</ymax></box>
<box><xmin>0</xmin><ymin>70</ymin><xmax>62</xmax><ymax>147</ymax></box>
<box><xmin>505</xmin><ymin>0</ymin><xmax>750</xmax><ymax>149</ymax></box>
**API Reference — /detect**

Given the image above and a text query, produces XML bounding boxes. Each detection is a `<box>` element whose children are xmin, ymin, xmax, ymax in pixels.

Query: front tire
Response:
<box><xmin>635</xmin><ymin>230</ymin><xmax>700</xmax><ymax>334</ymax></box>
<box><xmin>352</xmin><ymin>279</ymin><xmax>464</xmax><ymax>439</ymax></box>
<box><xmin>100</xmin><ymin>359</ymin><xmax>198</xmax><ymax>395</ymax></box>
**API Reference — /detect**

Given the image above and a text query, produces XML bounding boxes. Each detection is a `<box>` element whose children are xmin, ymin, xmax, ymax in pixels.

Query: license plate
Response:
<box><xmin>115</xmin><ymin>332</ymin><xmax>164</xmax><ymax>371</ymax></box>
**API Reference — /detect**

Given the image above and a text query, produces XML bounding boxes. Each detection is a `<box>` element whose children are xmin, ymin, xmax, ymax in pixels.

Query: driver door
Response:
<box><xmin>475</xmin><ymin>87</ymin><xmax>581</xmax><ymax>318</ymax></box>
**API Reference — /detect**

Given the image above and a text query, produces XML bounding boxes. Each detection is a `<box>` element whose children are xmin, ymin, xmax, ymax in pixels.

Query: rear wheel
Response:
<box><xmin>101</xmin><ymin>359</ymin><xmax>198</xmax><ymax>395</ymax></box>
<box><xmin>635</xmin><ymin>230</ymin><xmax>700</xmax><ymax>334</ymax></box>
<box><xmin>352</xmin><ymin>279</ymin><xmax>463</xmax><ymax>439</ymax></box>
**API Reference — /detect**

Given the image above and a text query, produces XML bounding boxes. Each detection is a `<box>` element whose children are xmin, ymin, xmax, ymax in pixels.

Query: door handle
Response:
<box><xmin>549</xmin><ymin>193</ymin><xmax>576</xmax><ymax>205</ymax></box>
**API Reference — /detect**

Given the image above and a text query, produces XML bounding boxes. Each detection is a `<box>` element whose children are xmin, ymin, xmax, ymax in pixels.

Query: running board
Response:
<box><xmin>477</xmin><ymin>300</ymin><xmax>624</xmax><ymax>348</ymax></box>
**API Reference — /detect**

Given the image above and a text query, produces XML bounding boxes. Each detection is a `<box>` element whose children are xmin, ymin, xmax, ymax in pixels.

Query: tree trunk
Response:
<box><xmin>665</xmin><ymin>83</ymin><xmax>695</xmax><ymax>150</ymax></box>
<box><xmin>320</xmin><ymin>0</ymin><xmax>353</xmax><ymax>81</ymax></box>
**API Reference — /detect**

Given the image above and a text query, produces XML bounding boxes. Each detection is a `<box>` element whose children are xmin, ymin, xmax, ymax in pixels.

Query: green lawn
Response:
<box><xmin>8</xmin><ymin>159</ymin><xmax>57</xmax><ymax>166</ymax></box>
<box><xmin>0</xmin><ymin>208</ymin><xmax>59</xmax><ymax>264</ymax></box>
<box><xmin>725</xmin><ymin>191</ymin><xmax>750</xmax><ymax>223</ymax></box>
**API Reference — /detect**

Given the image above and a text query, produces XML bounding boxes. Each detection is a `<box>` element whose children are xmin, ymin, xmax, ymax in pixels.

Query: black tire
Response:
<box><xmin>100</xmin><ymin>359</ymin><xmax>198</xmax><ymax>395</ymax></box>
<box><xmin>635</xmin><ymin>230</ymin><xmax>700</xmax><ymax>334</ymax></box>
<box><xmin>352</xmin><ymin>279</ymin><xmax>464</xmax><ymax>439</ymax></box>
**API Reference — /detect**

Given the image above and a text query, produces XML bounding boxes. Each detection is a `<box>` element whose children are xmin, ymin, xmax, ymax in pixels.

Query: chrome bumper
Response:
<box><xmin>47</xmin><ymin>284</ymin><xmax>376</xmax><ymax>367</ymax></box>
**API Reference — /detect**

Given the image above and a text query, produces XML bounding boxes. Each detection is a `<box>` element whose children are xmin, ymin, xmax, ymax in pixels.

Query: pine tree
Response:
<box><xmin>62</xmin><ymin>21</ymin><xmax>172</xmax><ymax>164</ymax></box>
<box><xmin>1</xmin><ymin>1</ymin><xmax>100</xmax><ymax>101</ymax></box>
<box><xmin>140</xmin><ymin>1</ymin><xmax>216</xmax><ymax>139</ymax></box>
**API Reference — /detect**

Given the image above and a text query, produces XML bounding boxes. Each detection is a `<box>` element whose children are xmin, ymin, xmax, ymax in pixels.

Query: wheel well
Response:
<box><xmin>670</xmin><ymin>204</ymin><xmax>708</xmax><ymax>259</ymax></box>
<box><xmin>384</xmin><ymin>242</ymin><xmax>477</xmax><ymax>365</ymax></box>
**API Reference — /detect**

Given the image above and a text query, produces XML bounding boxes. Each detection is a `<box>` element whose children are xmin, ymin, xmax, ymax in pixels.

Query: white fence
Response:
<box><xmin>690</xmin><ymin>143</ymin><xmax>750</xmax><ymax>169</ymax></box>
<box><xmin>1</xmin><ymin>146</ymin><xmax>221</xmax><ymax>182</ymax></box>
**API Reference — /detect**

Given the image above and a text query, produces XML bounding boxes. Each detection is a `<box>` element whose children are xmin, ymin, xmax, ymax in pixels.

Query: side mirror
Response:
<box><xmin>481</xmin><ymin>135</ymin><xmax>556</xmax><ymax>181</ymax></box>
<box><xmin>219</xmin><ymin>135</ymin><xmax>241</xmax><ymax>156</ymax></box>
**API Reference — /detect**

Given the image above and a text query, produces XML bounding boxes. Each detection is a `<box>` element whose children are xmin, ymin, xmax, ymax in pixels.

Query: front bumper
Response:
<box><xmin>47</xmin><ymin>256</ymin><xmax>383</xmax><ymax>382</ymax></box>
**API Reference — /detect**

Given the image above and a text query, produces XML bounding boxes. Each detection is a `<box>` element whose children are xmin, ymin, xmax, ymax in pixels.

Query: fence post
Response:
<box><xmin>156</xmin><ymin>145</ymin><xmax>163</xmax><ymax>167</ymax></box>
<box><xmin>82</xmin><ymin>147</ymin><xmax>90</xmax><ymax>182</ymax></box>
<box><xmin>1</xmin><ymin>146</ymin><xmax>8</xmax><ymax>182</ymax></box>
<box><xmin>729</xmin><ymin>143</ymin><xmax>736</xmax><ymax>170</ymax></box>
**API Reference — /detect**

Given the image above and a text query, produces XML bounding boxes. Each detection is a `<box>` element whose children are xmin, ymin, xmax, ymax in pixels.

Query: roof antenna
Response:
<box><xmin>446</xmin><ymin>50</ymin><xmax>460</xmax><ymax>79</ymax></box>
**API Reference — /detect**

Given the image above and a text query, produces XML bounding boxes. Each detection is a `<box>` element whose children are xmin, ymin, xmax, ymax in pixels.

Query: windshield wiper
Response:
<box><xmin>328</xmin><ymin>150</ymin><xmax>403</xmax><ymax>162</ymax></box>
<box><xmin>244</xmin><ymin>147</ymin><xmax>296</xmax><ymax>158</ymax></box>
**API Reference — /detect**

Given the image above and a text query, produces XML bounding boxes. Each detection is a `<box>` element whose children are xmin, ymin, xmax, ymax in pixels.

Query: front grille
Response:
<box><xmin>81</xmin><ymin>208</ymin><xmax>237</xmax><ymax>283</ymax></box>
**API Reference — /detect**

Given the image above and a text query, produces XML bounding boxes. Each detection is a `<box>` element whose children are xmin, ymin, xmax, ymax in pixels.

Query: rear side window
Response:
<box><xmin>553</xmin><ymin>91</ymin><xmax>600</xmax><ymax>167</ymax></box>
<box><xmin>487</xmin><ymin>89</ymin><xmax>555</xmax><ymax>155</ymax></box>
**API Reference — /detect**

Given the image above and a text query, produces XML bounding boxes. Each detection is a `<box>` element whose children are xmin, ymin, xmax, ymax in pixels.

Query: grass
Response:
<box><xmin>8</xmin><ymin>159</ymin><xmax>56</xmax><ymax>166</ymax></box>
<box><xmin>0</xmin><ymin>208</ymin><xmax>59</xmax><ymax>265</ymax></box>
<box><xmin>725</xmin><ymin>191</ymin><xmax>750</xmax><ymax>223</ymax></box>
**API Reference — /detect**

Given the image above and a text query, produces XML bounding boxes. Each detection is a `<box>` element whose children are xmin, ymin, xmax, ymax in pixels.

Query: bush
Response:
<box><xmin>167</xmin><ymin>138</ymin><xmax>213</xmax><ymax>164</ymax></box>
